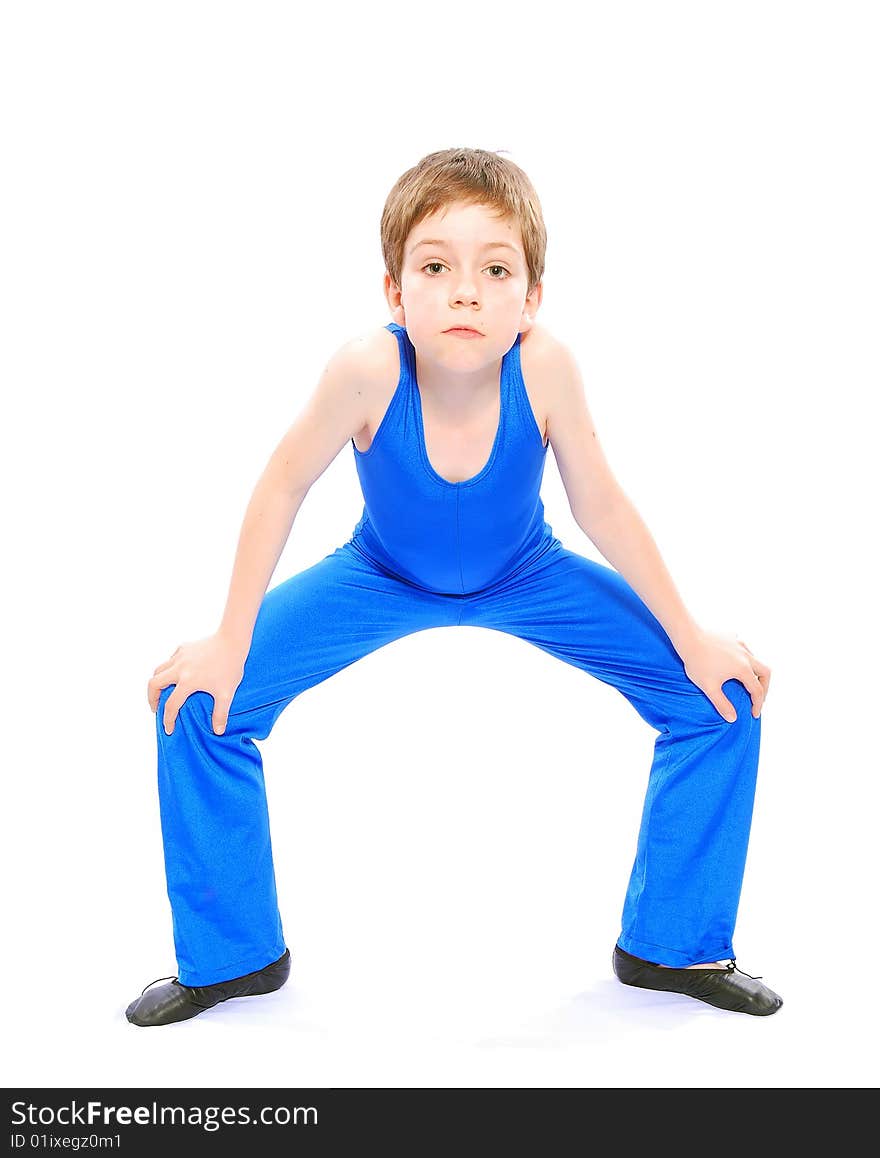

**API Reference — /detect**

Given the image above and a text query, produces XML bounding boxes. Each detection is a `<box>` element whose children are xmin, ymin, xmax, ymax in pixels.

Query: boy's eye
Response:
<box><xmin>422</xmin><ymin>262</ymin><xmax>510</xmax><ymax>278</ymax></box>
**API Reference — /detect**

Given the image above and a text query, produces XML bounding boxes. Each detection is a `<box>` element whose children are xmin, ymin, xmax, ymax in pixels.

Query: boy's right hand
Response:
<box><xmin>148</xmin><ymin>632</ymin><xmax>248</xmax><ymax>736</ymax></box>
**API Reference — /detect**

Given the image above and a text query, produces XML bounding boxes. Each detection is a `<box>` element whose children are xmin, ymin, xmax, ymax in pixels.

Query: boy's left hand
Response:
<box><xmin>676</xmin><ymin>628</ymin><xmax>770</xmax><ymax>723</ymax></box>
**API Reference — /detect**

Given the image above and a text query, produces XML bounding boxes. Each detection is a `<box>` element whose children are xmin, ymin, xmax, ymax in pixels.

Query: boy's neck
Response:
<box><xmin>413</xmin><ymin>351</ymin><xmax>502</xmax><ymax>414</ymax></box>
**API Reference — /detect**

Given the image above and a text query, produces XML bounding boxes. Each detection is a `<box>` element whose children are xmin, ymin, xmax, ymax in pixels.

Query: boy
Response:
<box><xmin>126</xmin><ymin>147</ymin><xmax>781</xmax><ymax>1026</ymax></box>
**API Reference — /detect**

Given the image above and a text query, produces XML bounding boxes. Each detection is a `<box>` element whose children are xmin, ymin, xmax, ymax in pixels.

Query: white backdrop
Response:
<box><xmin>2</xmin><ymin>1</ymin><xmax>878</xmax><ymax>1090</ymax></box>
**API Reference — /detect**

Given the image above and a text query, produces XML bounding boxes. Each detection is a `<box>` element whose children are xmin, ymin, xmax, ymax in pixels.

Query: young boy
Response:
<box><xmin>126</xmin><ymin>146</ymin><xmax>781</xmax><ymax>1026</ymax></box>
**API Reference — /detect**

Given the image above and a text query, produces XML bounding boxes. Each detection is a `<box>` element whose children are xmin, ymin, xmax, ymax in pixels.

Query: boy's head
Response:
<box><xmin>381</xmin><ymin>147</ymin><xmax>546</xmax><ymax>353</ymax></box>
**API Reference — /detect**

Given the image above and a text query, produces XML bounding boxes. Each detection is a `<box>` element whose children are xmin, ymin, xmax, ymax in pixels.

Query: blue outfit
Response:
<box><xmin>155</xmin><ymin>322</ymin><xmax>761</xmax><ymax>986</ymax></box>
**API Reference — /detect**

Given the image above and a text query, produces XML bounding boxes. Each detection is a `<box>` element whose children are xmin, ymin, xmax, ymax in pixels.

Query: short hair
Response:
<box><xmin>381</xmin><ymin>146</ymin><xmax>547</xmax><ymax>295</ymax></box>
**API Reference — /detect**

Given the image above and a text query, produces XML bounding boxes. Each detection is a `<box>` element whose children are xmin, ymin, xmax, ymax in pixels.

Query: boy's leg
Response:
<box><xmin>461</xmin><ymin>541</ymin><xmax>762</xmax><ymax>969</ymax></box>
<box><xmin>151</xmin><ymin>542</ymin><xmax>458</xmax><ymax>988</ymax></box>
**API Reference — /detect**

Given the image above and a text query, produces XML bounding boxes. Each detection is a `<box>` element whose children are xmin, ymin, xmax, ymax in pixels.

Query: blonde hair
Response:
<box><xmin>380</xmin><ymin>146</ymin><xmax>547</xmax><ymax>295</ymax></box>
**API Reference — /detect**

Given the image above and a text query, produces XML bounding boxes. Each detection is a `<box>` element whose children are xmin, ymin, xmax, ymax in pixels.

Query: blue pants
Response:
<box><xmin>155</xmin><ymin>536</ymin><xmax>760</xmax><ymax>986</ymax></box>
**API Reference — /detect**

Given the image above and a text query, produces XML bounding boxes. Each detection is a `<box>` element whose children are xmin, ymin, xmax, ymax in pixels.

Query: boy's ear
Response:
<box><xmin>521</xmin><ymin>282</ymin><xmax>543</xmax><ymax>329</ymax></box>
<box><xmin>384</xmin><ymin>271</ymin><xmax>404</xmax><ymax>316</ymax></box>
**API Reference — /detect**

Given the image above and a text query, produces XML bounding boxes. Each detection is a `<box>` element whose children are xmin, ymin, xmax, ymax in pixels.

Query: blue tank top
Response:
<box><xmin>348</xmin><ymin>322</ymin><xmax>556</xmax><ymax>595</ymax></box>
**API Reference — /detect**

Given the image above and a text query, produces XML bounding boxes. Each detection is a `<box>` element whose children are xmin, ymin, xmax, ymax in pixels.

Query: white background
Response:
<box><xmin>2</xmin><ymin>1</ymin><xmax>878</xmax><ymax>1091</ymax></box>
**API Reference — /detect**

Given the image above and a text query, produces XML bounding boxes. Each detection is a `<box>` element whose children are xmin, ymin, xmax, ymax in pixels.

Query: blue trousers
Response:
<box><xmin>155</xmin><ymin>536</ymin><xmax>760</xmax><ymax>986</ymax></box>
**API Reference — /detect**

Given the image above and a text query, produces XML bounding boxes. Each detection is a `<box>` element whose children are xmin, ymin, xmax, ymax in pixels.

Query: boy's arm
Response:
<box><xmin>543</xmin><ymin>338</ymin><xmax>767</xmax><ymax>721</ymax></box>
<box><xmin>542</xmin><ymin>339</ymin><xmax>699</xmax><ymax>652</ymax></box>
<box><xmin>216</xmin><ymin>337</ymin><xmax>374</xmax><ymax>652</ymax></box>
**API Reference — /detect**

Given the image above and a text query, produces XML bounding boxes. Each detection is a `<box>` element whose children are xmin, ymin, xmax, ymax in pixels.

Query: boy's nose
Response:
<box><xmin>451</xmin><ymin>285</ymin><xmax>479</xmax><ymax>305</ymax></box>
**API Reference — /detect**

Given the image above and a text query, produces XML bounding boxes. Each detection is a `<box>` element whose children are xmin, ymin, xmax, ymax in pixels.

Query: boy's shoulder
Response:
<box><xmin>519</xmin><ymin>323</ymin><xmax>578</xmax><ymax>396</ymax></box>
<box><xmin>339</xmin><ymin>325</ymin><xmax>400</xmax><ymax>388</ymax></box>
<box><xmin>523</xmin><ymin>321</ymin><xmax>585</xmax><ymax>374</ymax></box>
<box><xmin>519</xmin><ymin>320</ymin><xmax>563</xmax><ymax>358</ymax></box>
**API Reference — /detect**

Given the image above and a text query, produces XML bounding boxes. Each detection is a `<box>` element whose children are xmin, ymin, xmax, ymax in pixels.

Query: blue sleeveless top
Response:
<box><xmin>347</xmin><ymin>322</ymin><xmax>556</xmax><ymax>595</ymax></box>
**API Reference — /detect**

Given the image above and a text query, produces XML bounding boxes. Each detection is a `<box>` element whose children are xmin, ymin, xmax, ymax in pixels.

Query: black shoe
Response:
<box><xmin>612</xmin><ymin>944</ymin><xmax>782</xmax><ymax>1016</ymax></box>
<box><xmin>126</xmin><ymin>949</ymin><xmax>291</xmax><ymax>1027</ymax></box>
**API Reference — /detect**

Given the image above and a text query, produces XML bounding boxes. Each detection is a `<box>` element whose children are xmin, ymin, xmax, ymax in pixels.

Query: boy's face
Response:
<box><xmin>385</xmin><ymin>200</ymin><xmax>542</xmax><ymax>364</ymax></box>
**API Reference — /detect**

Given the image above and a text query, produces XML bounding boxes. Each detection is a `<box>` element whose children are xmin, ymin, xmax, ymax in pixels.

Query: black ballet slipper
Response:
<box><xmin>125</xmin><ymin>948</ymin><xmax>291</xmax><ymax>1027</ymax></box>
<box><xmin>612</xmin><ymin>944</ymin><xmax>782</xmax><ymax>1016</ymax></box>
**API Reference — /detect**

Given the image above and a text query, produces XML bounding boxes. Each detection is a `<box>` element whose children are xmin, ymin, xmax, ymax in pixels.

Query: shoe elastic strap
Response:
<box><xmin>140</xmin><ymin>975</ymin><xmax>178</xmax><ymax>995</ymax></box>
